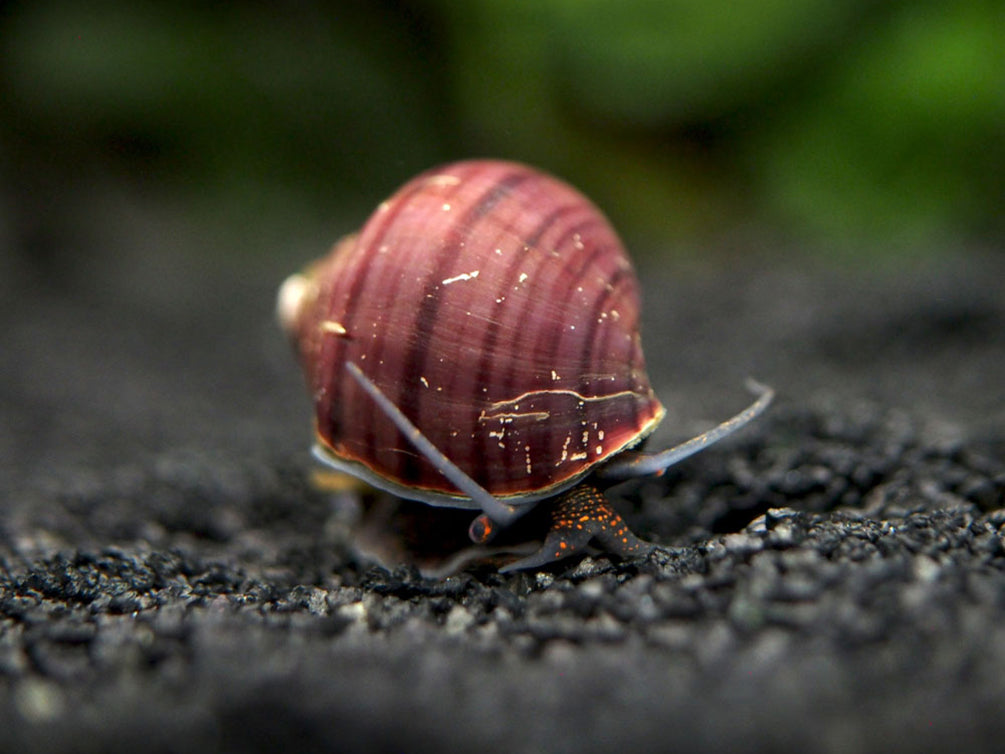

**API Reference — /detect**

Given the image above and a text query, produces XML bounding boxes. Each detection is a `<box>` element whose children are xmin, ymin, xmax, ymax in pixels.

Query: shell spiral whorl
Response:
<box><xmin>281</xmin><ymin>159</ymin><xmax>665</xmax><ymax>507</ymax></box>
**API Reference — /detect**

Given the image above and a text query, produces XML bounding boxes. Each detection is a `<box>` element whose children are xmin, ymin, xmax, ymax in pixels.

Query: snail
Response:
<box><xmin>278</xmin><ymin>159</ymin><xmax>773</xmax><ymax>572</ymax></box>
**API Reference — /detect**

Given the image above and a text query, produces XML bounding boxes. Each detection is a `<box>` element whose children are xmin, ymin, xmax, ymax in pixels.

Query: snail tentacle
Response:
<box><xmin>345</xmin><ymin>361</ymin><xmax>524</xmax><ymax>527</ymax></box>
<box><xmin>596</xmin><ymin>379</ymin><xmax>774</xmax><ymax>481</ymax></box>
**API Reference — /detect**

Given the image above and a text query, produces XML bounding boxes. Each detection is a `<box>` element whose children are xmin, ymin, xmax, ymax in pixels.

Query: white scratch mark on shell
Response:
<box><xmin>479</xmin><ymin>387</ymin><xmax>639</xmax><ymax>426</ymax></box>
<box><xmin>478</xmin><ymin>410</ymin><xmax>550</xmax><ymax>423</ymax></box>
<box><xmin>318</xmin><ymin>320</ymin><xmax>347</xmax><ymax>336</ymax></box>
<box><xmin>442</xmin><ymin>270</ymin><xmax>480</xmax><ymax>285</ymax></box>
<box><xmin>557</xmin><ymin>434</ymin><xmax>573</xmax><ymax>466</ymax></box>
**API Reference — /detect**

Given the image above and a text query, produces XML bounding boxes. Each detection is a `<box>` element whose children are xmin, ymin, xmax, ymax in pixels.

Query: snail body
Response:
<box><xmin>279</xmin><ymin>160</ymin><xmax>772</xmax><ymax>571</ymax></box>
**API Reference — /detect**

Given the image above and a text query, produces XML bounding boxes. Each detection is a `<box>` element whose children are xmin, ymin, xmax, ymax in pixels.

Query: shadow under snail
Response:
<box><xmin>278</xmin><ymin>159</ymin><xmax>773</xmax><ymax>572</ymax></box>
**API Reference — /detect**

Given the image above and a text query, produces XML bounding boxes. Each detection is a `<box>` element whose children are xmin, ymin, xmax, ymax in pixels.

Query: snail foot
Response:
<box><xmin>498</xmin><ymin>484</ymin><xmax>653</xmax><ymax>573</ymax></box>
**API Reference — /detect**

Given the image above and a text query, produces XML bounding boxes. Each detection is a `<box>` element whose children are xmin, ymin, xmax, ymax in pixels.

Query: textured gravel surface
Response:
<box><xmin>2</xmin><ymin>235</ymin><xmax>1004</xmax><ymax>753</ymax></box>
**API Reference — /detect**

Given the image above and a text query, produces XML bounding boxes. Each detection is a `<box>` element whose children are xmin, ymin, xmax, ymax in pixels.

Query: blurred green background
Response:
<box><xmin>1</xmin><ymin>0</ymin><xmax>1002</xmax><ymax>276</ymax></box>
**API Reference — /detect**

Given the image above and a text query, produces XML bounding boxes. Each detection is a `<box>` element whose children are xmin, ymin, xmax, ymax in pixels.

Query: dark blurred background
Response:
<box><xmin>1</xmin><ymin>0</ymin><xmax>1002</xmax><ymax>292</ymax></box>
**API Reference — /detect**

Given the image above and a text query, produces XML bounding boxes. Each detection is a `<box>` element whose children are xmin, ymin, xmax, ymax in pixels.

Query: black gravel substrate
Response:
<box><xmin>2</xmin><ymin>239</ymin><xmax>1004</xmax><ymax>753</ymax></box>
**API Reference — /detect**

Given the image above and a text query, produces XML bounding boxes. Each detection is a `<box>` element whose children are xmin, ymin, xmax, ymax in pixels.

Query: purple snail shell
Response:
<box><xmin>279</xmin><ymin>159</ymin><xmax>773</xmax><ymax>570</ymax></box>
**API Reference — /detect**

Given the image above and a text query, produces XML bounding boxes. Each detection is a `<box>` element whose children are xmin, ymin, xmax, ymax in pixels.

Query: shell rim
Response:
<box><xmin>310</xmin><ymin>441</ymin><xmax>582</xmax><ymax>509</ymax></box>
<box><xmin>310</xmin><ymin>399</ymin><xmax>665</xmax><ymax>511</ymax></box>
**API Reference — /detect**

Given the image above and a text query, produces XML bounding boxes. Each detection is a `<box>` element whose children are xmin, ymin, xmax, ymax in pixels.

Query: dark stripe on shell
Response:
<box><xmin>490</xmin><ymin>210</ymin><xmax>604</xmax><ymax>488</ymax></box>
<box><xmin>576</xmin><ymin>265</ymin><xmax>641</xmax><ymax>434</ymax></box>
<box><xmin>394</xmin><ymin>168</ymin><xmax>530</xmax><ymax>486</ymax></box>
<box><xmin>342</xmin><ymin>171</ymin><xmax>470</xmax><ymax>471</ymax></box>
<box><xmin>539</xmin><ymin>228</ymin><xmax>627</xmax><ymax>476</ymax></box>
<box><xmin>321</xmin><ymin>172</ymin><xmax>455</xmax><ymax>456</ymax></box>
<box><xmin>471</xmin><ymin>203</ymin><xmax>580</xmax><ymax>489</ymax></box>
<box><xmin>476</xmin><ymin>210</ymin><xmax>611</xmax><ymax>491</ymax></box>
<box><xmin>533</xmin><ymin>221</ymin><xmax>612</xmax><ymax>481</ymax></box>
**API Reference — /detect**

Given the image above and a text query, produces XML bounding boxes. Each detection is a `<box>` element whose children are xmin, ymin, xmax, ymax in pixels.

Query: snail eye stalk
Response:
<box><xmin>597</xmin><ymin>380</ymin><xmax>774</xmax><ymax>482</ymax></box>
<box><xmin>345</xmin><ymin>361</ymin><xmax>522</xmax><ymax>528</ymax></box>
